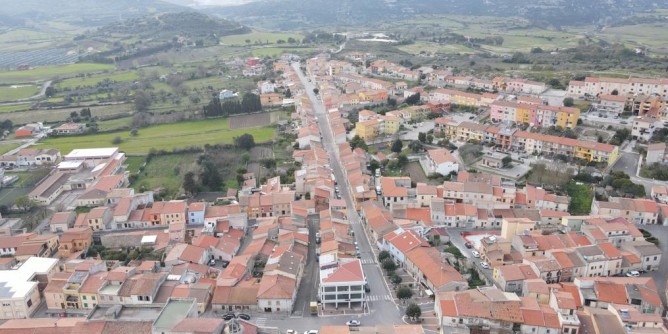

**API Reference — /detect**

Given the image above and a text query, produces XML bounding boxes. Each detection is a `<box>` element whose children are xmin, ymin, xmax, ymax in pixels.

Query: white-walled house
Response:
<box><xmin>319</xmin><ymin>259</ymin><xmax>366</xmax><ymax>310</ymax></box>
<box><xmin>424</xmin><ymin>148</ymin><xmax>458</xmax><ymax>176</ymax></box>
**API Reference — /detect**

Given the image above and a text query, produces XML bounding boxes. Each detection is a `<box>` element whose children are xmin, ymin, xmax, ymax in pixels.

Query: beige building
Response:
<box><xmin>0</xmin><ymin>257</ymin><xmax>58</xmax><ymax>319</ymax></box>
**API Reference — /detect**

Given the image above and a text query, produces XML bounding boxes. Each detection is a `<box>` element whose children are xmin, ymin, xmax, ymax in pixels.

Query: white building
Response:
<box><xmin>319</xmin><ymin>259</ymin><xmax>366</xmax><ymax>310</ymax></box>
<box><xmin>0</xmin><ymin>257</ymin><xmax>58</xmax><ymax>319</ymax></box>
<box><xmin>424</xmin><ymin>148</ymin><xmax>459</xmax><ymax>176</ymax></box>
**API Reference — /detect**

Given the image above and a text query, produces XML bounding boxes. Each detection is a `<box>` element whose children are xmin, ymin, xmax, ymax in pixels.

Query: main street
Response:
<box><xmin>250</xmin><ymin>62</ymin><xmax>405</xmax><ymax>332</ymax></box>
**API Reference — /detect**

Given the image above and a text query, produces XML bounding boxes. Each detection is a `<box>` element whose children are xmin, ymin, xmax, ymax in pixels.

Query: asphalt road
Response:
<box><xmin>255</xmin><ymin>63</ymin><xmax>403</xmax><ymax>332</ymax></box>
<box><xmin>446</xmin><ymin>228</ymin><xmax>498</xmax><ymax>287</ymax></box>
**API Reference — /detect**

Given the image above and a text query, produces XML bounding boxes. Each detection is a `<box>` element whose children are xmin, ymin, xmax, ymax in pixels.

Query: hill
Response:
<box><xmin>214</xmin><ymin>0</ymin><xmax>661</xmax><ymax>28</ymax></box>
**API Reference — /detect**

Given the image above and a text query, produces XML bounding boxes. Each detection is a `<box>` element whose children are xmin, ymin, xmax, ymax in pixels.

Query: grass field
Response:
<box><xmin>0</xmin><ymin>104</ymin><xmax>31</xmax><ymax>113</ymax></box>
<box><xmin>97</xmin><ymin>117</ymin><xmax>132</xmax><ymax>132</ymax></box>
<box><xmin>251</xmin><ymin>47</ymin><xmax>316</xmax><ymax>57</ymax></box>
<box><xmin>132</xmin><ymin>153</ymin><xmax>197</xmax><ymax>198</ymax></box>
<box><xmin>125</xmin><ymin>156</ymin><xmax>146</xmax><ymax>174</ymax></box>
<box><xmin>0</xmin><ymin>85</ymin><xmax>37</xmax><ymax>102</ymax></box>
<box><xmin>0</xmin><ymin>142</ymin><xmax>22</xmax><ymax>155</ymax></box>
<box><xmin>222</xmin><ymin>32</ymin><xmax>304</xmax><ymax>46</ymax></box>
<box><xmin>37</xmin><ymin>118</ymin><xmax>276</xmax><ymax>154</ymax></box>
<box><xmin>0</xmin><ymin>63</ymin><xmax>114</xmax><ymax>84</ymax></box>
<box><xmin>597</xmin><ymin>23</ymin><xmax>668</xmax><ymax>50</ymax></box>
<box><xmin>57</xmin><ymin>72</ymin><xmax>139</xmax><ymax>89</ymax></box>
<box><xmin>1</xmin><ymin>103</ymin><xmax>133</xmax><ymax>125</ymax></box>
<box><xmin>398</xmin><ymin>42</ymin><xmax>477</xmax><ymax>55</ymax></box>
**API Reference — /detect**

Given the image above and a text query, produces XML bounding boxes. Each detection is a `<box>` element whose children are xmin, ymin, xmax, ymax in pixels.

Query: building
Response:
<box><xmin>50</xmin><ymin>211</ymin><xmax>76</xmax><ymax>233</ymax></box>
<box><xmin>646</xmin><ymin>143</ymin><xmax>668</xmax><ymax>165</ymax></box>
<box><xmin>436</xmin><ymin>287</ymin><xmax>524</xmax><ymax>333</ymax></box>
<box><xmin>0</xmin><ymin>257</ymin><xmax>58</xmax><ymax>319</ymax></box>
<box><xmin>568</xmin><ymin>76</ymin><xmax>668</xmax><ymax>99</ymax></box>
<box><xmin>219</xmin><ymin>89</ymin><xmax>237</xmax><ymax>100</ymax></box>
<box><xmin>424</xmin><ymin>148</ymin><xmax>459</xmax><ymax>176</ymax></box>
<box><xmin>256</xmin><ymin>274</ymin><xmax>297</xmax><ymax>313</ymax></box>
<box><xmin>591</xmin><ymin>198</ymin><xmax>659</xmax><ymax>225</ymax></box>
<box><xmin>631</xmin><ymin>116</ymin><xmax>656</xmax><ymax>141</ymax></box>
<box><xmin>319</xmin><ymin>259</ymin><xmax>366</xmax><ymax>310</ymax></box>
<box><xmin>597</xmin><ymin>95</ymin><xmax>627</xmax><ymax>115</ymax></box>
<box><xmin>54</xmin><ymin>123</ymin><xmax>86</xmax><ymax>135</ymax></box>
<box><xmin>58</xmin><ymin>227</ymin><xmax>93</xmax><ymax>258</ymax></box>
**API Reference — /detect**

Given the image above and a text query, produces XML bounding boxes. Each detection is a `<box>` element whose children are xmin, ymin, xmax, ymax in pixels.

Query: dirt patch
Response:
<box><xmin>406</xmin><ymin>161</ymin><xmax>429</xmax><ymax>184</ymax></box>
<box><xmin>250</xmin><ymin>146</ymin><xmax>274</xmax><ymax>160</ymax></box>
<box><xmin>229</xmin><ymin>112</ymin><xmax>278</xmax><ymax>129</ymax></box>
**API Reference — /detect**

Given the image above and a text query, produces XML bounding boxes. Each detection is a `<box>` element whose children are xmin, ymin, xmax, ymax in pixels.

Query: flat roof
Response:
<box><xmin>153</xmin><ymin>298</ymin><xmax>195</xmax><ymax>329</ymax></box>
<box><xmin>64</xmin><ymin>147</ymin><xmax>118</xmax><ymax>160</ymax></box>
<box><xmin>57</xmin><ymin>161</ymin><xmax>83</xmax><ymax>169</ymax></box>
<box><xmin>0</xmin><ymin>257</ymin><xmax>58</xmax><ymax>299</ymax></box>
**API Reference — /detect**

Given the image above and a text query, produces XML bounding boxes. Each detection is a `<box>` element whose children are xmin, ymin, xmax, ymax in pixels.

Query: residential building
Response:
<box><xmin>319</xmin><ymin>259</ymin><xmax>366</xmax><ymax>310</ymax></box>
<box><xmin>0</xmin><ymin>257</ymin><xmax>58</xmax><ymax>319</ymax></box>
<box><xmin>58</xmin><ymin>227</ymin><xmax>93</xmax><ymax>258</ymax></box>
<box><xmin>424</xmin><ymin>148</ymin><xmax>459</xmax><ymax>176</ymax></box>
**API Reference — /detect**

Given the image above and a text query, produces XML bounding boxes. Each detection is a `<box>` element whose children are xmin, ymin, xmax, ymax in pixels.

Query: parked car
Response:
<box><xmin>303</xmin><ymin>330</ymin><xmax>319</xmax><ymax>334</ymax></box>
<box><xmin>472</xmin><ymin>251</ymin><xmax>480</xmax><ymax>258</ymax></box>
<box><xmin>480</xmin><ymin>262</ymin><xmax>490</xmax><ymax>269</ymax></box>
<box><xmin>464</xmin><ymin>242</ymin><xmax>473</xmax><ymax>249</ymax></box>
<box><xmin>209</xmin><ymin>259</ymin><xmax>216</xmax><ymax>266</ymax></box>
<box><xmin>626</xmin><ymin>271</ymin><xmax>640</xmax><ymax>277</ymax></box>
<box><xmin>237</xmin><ymin>313</ymin><xmax>251</xmax><ymax>320</ymax></box>
<box><xmin>221</xmin><ymin>261</ymin><xmax>229</xmax><ymax>268</ymax></box>
<box><xmin>221</xmin><ymin>312</ymin><xmax>236</xmax><ymax>320</ymax></box>
<box><xmin>286</xmin><ymin>330</ymin><xmax>296</xmax><ymax>334</ymax></box>
<box><xmin>346</xmin><ymin>320</ymin><xmax>361</xmax><ymax>327</ymax></box>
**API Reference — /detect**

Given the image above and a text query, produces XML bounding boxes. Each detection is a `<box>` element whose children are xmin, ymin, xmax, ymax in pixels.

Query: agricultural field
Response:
<box><xmin>229</xmin><ymin>111</ymin><xmax>280</xmax><ymax>129</ymax></box>
<box><xmin>0</xmin><ymin>85</ymin><xmax>37</xmax><ymax>101</ymax></box>
<box><xmin>36</xmin><ymin>117</ymin><xmax>276</xmax><ymax>154</ymax></box>
<box><xmin>0</xmin><ymin>103</ymin><xmax>31</xmax><ymax>113</ymax></box>
<box><xmin>97</xmin><ymin>117</ymin><xmax>132</xmax><ymax>132</ymax></box>
<box><xmin>56</xmin><ymin>72</ymin><xmax>140</xmax><ymax>90</ymax></box>
<box><xmin>222</xmin><ymin>32</ymin><xmax>304</xmax><ymax>46</ymax></box>
<box><xmin>251</xmin><ymin>47</ymin><xmax>316</xmax><ymax>57</ymax></box>
<box><xmin>596</xmin><ymin>22</ymin><xmax>668</xmax><ymax>51</ymax></box>
<box><xmin>0</xmin><ymin>169</ymin><xmax>51</xmax><ymax>207</ymax></box>
<box><xmin>0</xmin><ymin>63</ymin><xmax>114</xmax><ymax>84</ymax></box>
<box><xmin>398</xmin><ymin>42</ymin><xmax>477</xmax><ymax>55</ymax></box>
<box><xmin>0</xmin><ymin>103</ymin><xmax>132</xmax><ymax>125</ymax></box>
<box><xmin>0</xmin><ymin>141</ymin><xmax>22</xmax><ymax>155</ymax></box>
<box><xmin>132</xmin><ymin>153</ymin><xmax>198</xmax><ymax>198</ymax></box>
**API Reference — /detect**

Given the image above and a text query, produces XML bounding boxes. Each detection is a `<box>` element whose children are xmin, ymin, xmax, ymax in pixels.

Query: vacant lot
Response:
<box><xmin>0</xmin><ymin>85</ymin><xmax>37</xmax><ymax>102</ymax></box>
<box><xmin>57</xmin><ymin>71</ymin><xmax>139</xmax><ymax>89</ymax></box>
<box><xmin>251</xmin><ymin>47</ymin><xmax>315</xmax><ymax>57</ymax></box>
<box><xmin>36</xmin><ymin>117</ymin><xmax>276</xmax><ymax>154</ymax></box>
<box><xmin>229</xmin><ymin>112</ymin><xmax>279</xmax><ymax>129</ymax></box>
<box><xmin>0</xmin><ymin>142</ymin><xmax>22</xmax><ymax>155</ymax></box>
<box><xmin>132</xmin><ymin>153</ymin><xmax>198</xmax><ymax>198</ymax></box>
<box><xmin>2</xmin><ymin>103</ymin><xmax>132</xmax><ymax>125</ymax></box>
<box><xmin>0</xmin><ymin>103</ymin><xmax>31</xmax><ymax>113</ymax></box>
<box><xmin>0</xmin><ymin>63</ymin><xmax>114</xmax><ymax>84</ymax></box>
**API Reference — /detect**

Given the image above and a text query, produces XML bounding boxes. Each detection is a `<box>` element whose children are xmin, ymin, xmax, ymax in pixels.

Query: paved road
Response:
<box><xmin>446</xmin><ymin>228</ymin><xmax>498</xmax><ymax>287</ymax></box>
<box><xmin>292</xmin><ymin>215</ymin><xmax>320</xmax><ymax>317</ymax></box>
<box><xmin>255</xmin><ymin>63</ymin><xmax>403</xmax><ymax>332</ymax></box>
<box><xmin>635</xmin><ymin>225</ymin><xmax>668</xmax><ymax>308</ymax></box>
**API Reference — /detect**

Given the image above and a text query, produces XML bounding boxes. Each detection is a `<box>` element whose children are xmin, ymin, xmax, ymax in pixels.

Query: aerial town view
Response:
<box><xmin>0</xmin><ymin>1</ymin><xmax>668</xmax><ymax>333</ymax></box>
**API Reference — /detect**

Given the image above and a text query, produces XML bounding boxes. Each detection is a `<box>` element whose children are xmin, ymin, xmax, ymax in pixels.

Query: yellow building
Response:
<box><xmin>515</xmin><ymin>105</ymin><xmax>532</xmax><ymax>124</ymax></box>
<box><xmin>555</xmin><ymin>107</ymin><xmax>580</xmax><ymax>129</ymax></box>
<box><xmin>355</xmin><ymin>119</ymin><xmax>381</xmax><ymax>141</ymax></box>
<box><xmin>382</xmin><ymin>115</ymin><xmax>400</xmax><ymax>135</ymax></box>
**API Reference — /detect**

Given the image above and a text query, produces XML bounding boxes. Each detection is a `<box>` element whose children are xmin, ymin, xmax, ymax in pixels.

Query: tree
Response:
<box><xmin>130</xmin><ymin>128</ymin><xmax>139</xmax><ymax>136</ymax></box>
<box><xmin>409</xmin><ymin>140</ymin><xmax>422</xmax><ymax>153</ymax></box>
<box><xmin>15</xmin><ymin>196</ymin><xmax>37</xmax><ymax>212</ymax></box>
<box><xmin>182</xmin><ymin>172</ymin><xmax>198</xmax><ymax>195</ymax></box>
<box><xmin>368</xmin><ymin>160</ymin><xmax>381</xmax><ymax>173</ymax></box>
<box><xmin>378</xmin><ymin>250</ymin><xmax>390</xmax><ymax>262</ymax></box>
<box><xmin>391</xmin><ymin>274</ymin><xmax>403</xmax><ymax>285</ymax></box>
<box><xmin>611</xmin><ymin>89</ymin><xmax>619</xmax><ymax>96</ymax></box>
<box><xmin>234</xmin><ymin>134</ymin><xmax>256</xmax><ymax>150</ymax></box>
<box><xmin>397</xmin><ymin>154</ymin><xmax>409</xmax><ymax>167</ymax></box>
<box><xmin>563</xmin><ymin>97</ymin><xmax>575</xmax><ymax>107</ymax></box>
<box><xmin>199</xmin><ymin>160</ymin><xmax>223</xmax><ymax>191</ymax></box>
<box><xmin>134</xmin><ymin>90</ymin><xmax>152</xmax><ymax>112</ymax></box>
<box><xmin>313</xmin><ymin>88</ymin><xmax>319</xmax><ymax>95</ymax></box>
<box><xmin>396</xmin><ymin>287</ymin><xmax>413</xmax><ymax>300</ymax></box>
<box><xmin>391</xmin><ymin>139</ymin><xmax>403</xmax><ymax>153</ymax></box>
<box><xmin>112</xmin><ymin>136</ymin><xmax>122</xmax><ymax>145</ymax></box>
<box><xmin>418</xmin><ymin>132</ymin><xmax>427</xmax><ymax>143</ymax></box>
<box><xmin>381</xmin><ymin>258</ymin><xmax>397</xmax><ymax>272</ymax></box>
<box><xmin>285</xmin><ymin>88</ymin><xmax>292</xmax><ymax>98</ymax></box>
<box><xmin>405</xmin><ymin>303</ymin><xmax>422</xmax><ymax>320</ymax></box>
<box><xmin>405</xmin><ymin>93</ymin><xmax>420</xmax><ymax>105</ymax></box>
<box><xmin>502</xmin><ymin>156</ymin><xmax>513</xmax><ymax>168</ymax></box>
<box><xmin>349</xmin><ymin>135</ymin><xmax>368</xmax><ymax>151</ymax></box>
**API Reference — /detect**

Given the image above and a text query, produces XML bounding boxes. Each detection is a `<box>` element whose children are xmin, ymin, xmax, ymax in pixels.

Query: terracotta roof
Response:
<box><xmin>322</xmin><ymin>259</ymin><xmax>365</xmax><ymax>283</ymax></box>
<box><xmin>594</xmin><ymin>281</ymin><xmax>628</xmax><ymax>304</ymax></box>
<box><xmin>257</xmin><ymin>274</ymin><xmax>296</xmax><ymax>299</ymax></box>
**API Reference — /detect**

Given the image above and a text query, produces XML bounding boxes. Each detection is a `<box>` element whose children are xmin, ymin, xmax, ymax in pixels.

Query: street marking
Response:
<box><xmin>367</xmin><ymin>295</ymin><xmax>392</xmax><ymax>301</ymax></box>
<box><xmin>254</xmin><ymin>318</ymin><xmax>267</xmax><ymax>327</ymax></box>
<box><xmin>361</xmin><ymin>258</ymin><xmax>376</xmax><ymax>264</ymax></box>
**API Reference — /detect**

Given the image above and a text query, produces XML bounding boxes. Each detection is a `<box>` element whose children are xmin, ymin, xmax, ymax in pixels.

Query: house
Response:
<box><xmin>591</xmin><ymin>197</ymin><xmax>659</xmax><ymax>225</ymax></box>
<box><xmin>257</xmin><ymin>274</ymin><xmax>297</xmax><ymax>313</ymax></box>
<box><xmin>405</xmin><ymin>247</ymin><xmax>467</xmax><ymax>293</ymax></box>
<box><xmin>260</xmin><ymin>93</ymin><xmax>282</xmax><ymax>107</ymax></box>
<box><xmin>85</xmin><ymin>207</ymin><xmax>113</xmax><ymax>231</ymax></box>
<box><xmin>319</xmin><ymin>259</ymin><xmax>366</xmax><ymax>310</ymax></box>
<box><xmin>50</xmin><ymin>211</ymin><xmax>76</xmax><ymax>233</ymax></box>
<box><xmin>651</xmin><ymin>185</ymin><xmax>668</xmax><ymax>204</ymax></box>
<box><xmin>631</xmin><ymin>116</ymin><xmax>656</xmax><ymax>141</ymax></box>
<box><xmin>212</xmin><ymin>281</ymin><xmax>260</xmax><ymax>312</ymax></box>
<box><xmin>381</xmin><ymin>229</ymin><xmax>429</xmax><ymax>267</ymax></box>
<box><xmin>597</xmin><ymin>95</ymin><xmax>627</xmax><ymax>115</ymax></box>
<box><xmin>15</xmin><ymin>123</ymin><xmax>42</xmax><ymax>138</ymax></box>
<box><xmin>188</xmin><ymin>202</ymin><xmax>206</xmax><ymax>224</ymax></box>
<box><xmin>481</xmin><ymin>152</ymin><xmax>507</xmax><ymax>169</ymax></box>
<box><xmin>424</xmin><ymin>148</ymin><xmax>458</xmax><ymax>176</ymax></box>
<box><xmin>219</xmin><ymin>89</ymin><xmax>237</xmax><ymax>100</ymax></box>
<box><xmin>436</xmin><ymin>287</ymin><xmax>524</xmax><ymax>333</ymax></box>
<box><xmin>492</xmin><ymin>264</ymin><xmax>539</xmax><ymax>294</ymax></box>
<box><xmin>646</xmin><ymin>142</ymin><xmax>668</xmax><ymax>165</ymax></box>
<box><xmin>0</xmin><ymin>257</ymin><xmax>58</xmax><ymax>319</ymax></box>
<box><xmin>54</xmin><ymin>123</ymin><xmax>86</xmax><ymax>135</ymax></box>
<box><xmin>58</xmin><ymin>227</ymin><xmax>93</xmax><ymax>258</ymax></box>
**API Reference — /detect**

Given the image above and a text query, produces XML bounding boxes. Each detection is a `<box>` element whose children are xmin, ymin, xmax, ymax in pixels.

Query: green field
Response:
<box><xmin>398</xmin><ymin>42</ymin><xmax>477</xmax><ymax>55</ymax></box>
<box><xmin>125</xmin><ymin>156</ymin><xmax>146</xmax><ymax>174</ymax></box>
<box><xmin>1</xmin><ymin>103</ymin><xmax>133</xmax><ymax>125</ymax></box>
<box><xmin>251</xmin><ymin>47</ymin><xmax>316</xmax><ymax>57</ymax></box>
<box><xmin>597</xmin><ymin>23</ymin><xmax>668</xmax><ymax>50</ymax></box>
<box><xmin>37</xmin><ymin>117</ymin><xmax>276</xmax><ymax>154</ymax></box>
<box><xmin>0</xmin><ymin>85</ymin><xmax>37</xmax><ymax>102</ymax></box>
<box><xmin>0</xmin><ymin>103</ymin><xmax>31</xmax><ymax>113</ymax></box>
<box><xmin>57</xmin><ymin>72</ymin><xmax>139</xmax><ymax>89</ymax></box>
<box><xmin>97</xmin><ymin>117</ymin><xmax>132</xmax><ymax>131</ymax></box>
<box><xmin>132</xmin><ymin>153</ymin><xmax>197</xmax><ymax>197</ymax></box>
<box><xmin>0</xmin><ymin>142</ymin><xmax>22</xmax><ymax>155</ymax></box>
<box><xmin>222</xmin><ymin>32</ymin><xmax>304</xmax><ymax>46</ymax></box>
<box><xmin>0</xmin><ymin>63</ymin><xmax>114</xmax><ymax>84</ymax></box>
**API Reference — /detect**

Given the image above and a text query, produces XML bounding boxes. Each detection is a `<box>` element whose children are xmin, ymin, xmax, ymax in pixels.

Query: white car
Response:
<box><xmin>480</xmin><ymin>262</ymin><xmax>490</xmax><ymax>269</ymax></box>
<box><xmin>471</xmin><ymin>251</ymin><xmax>480</xmax><ymax>258</ymax></box>
<box><xmin>346</xmin><ymin>320</ymin><xmax>361</xmax><ymax>327</ymax></box>
<box><xmin>626</xmin><ymin>271</ymin><xmax>640</xmax><ymax>277</ymax></box>
<box><xmin>303</xmin><ymin>331</ymin><xmax>319</xmax><ymax>334</ymax></box>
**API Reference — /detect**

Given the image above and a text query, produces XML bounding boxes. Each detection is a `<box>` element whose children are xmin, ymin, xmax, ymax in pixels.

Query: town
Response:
<box><xmin>0</xmin><ymin>46</ymin><xmax>667</xmax><ymax>334</ymax></box>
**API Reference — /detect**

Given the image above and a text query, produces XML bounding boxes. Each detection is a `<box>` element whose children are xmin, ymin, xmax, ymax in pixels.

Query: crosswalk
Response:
<box><xmin>367</xmin><ymin>295</ymin><xmax>392</xmax><ymax>301</ymax></box>
<box><xmin>361</xmin><ymin>258</ymin><xmax>376</xmax><ymax>264</ymax></box>
<box><xmin>253</xmin><ymin>318</ymin><xmax>267</xmax><ymax>327</ymax></box>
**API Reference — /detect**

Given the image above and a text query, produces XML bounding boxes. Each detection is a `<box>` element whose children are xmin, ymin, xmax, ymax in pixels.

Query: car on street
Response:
<box><xmin>221</xmin><ymin>312</ymin><xmax>235</xmax><ymax>320</ymax></box>
<box><xmin>480</xmin><ymin>262</ymin><xmax>490</xmax><ymax>269</ymax></box>
<box><xmin>286</xmin><ymin>330</ymin><xmax>296</xmax><ymax>334</ymax></box>
<box><xmin>346</xmin><ymin>319</ymin><xmax>361</xmax><ymax>326</ymax></box>
<box><xmin>626</xmin><ymin>271</ymin><xmax>640</xmax><ymax>277</ymax></box>
<box><xmin>464</xmin><ymin>242</ymin><xmax>473</xmax><ymax>249</ymax></box>
<box><xmin>237</xmin><ymin>313</ymin><xmax>251</xmax><ymax>320</ymax></box>
<box><xmin>472</xmin><ymin>251</ymin><xmax>480</xmax><ymax>258</ymax></box>
<box><xmin>209</xmin><ymin>259</ymin><xmax>216</xmax><ymax>266</ymax></box>
<box><xmin>303</xmin><ymin>331</ymin><xmax>319</xmax><ymax>334</ymax></box>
